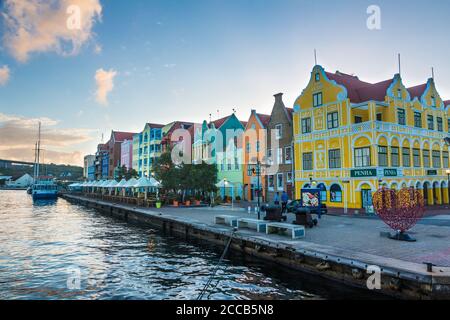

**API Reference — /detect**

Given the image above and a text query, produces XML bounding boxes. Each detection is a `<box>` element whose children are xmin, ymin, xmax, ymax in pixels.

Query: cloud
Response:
<box><xmin>93</xmin><ymin>43</ymin><xmax>102</xmax><ymax>54</ymax></box>
<box><xmin>0</xmin><ymin>65</ymin><xmax>10</xmax><ymax>86</ymax></box>
<box><xmin>2</xmin><ymin>0</ymin><xmax>102</xmax><ymax>62</ymax></box>
<box><xmin>0</xmin><ymin>112</ymin><xmax>94</xmax><ymax>165</ymax></box>
<box><xmin>95</xmin><ymin>68</ymin><xmax>117</xmax><ymax>106</ymax></box>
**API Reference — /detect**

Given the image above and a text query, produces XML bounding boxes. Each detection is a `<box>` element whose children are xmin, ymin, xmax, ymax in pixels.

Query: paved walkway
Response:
<box><xmin>156</xmin><ymin>206</ymin><xmax>450</xmax><ymax>268</ymax></box>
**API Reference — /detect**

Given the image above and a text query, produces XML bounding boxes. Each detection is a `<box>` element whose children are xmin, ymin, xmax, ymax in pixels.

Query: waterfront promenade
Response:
<box><xmin>154</xmin><ymin>206</ymin><xmax>450</xmax><ymax>268</ymax></box>
<box><xmin>64</xmin><ymin>194</ymin><xmax>450</xmax><ymax>299</ymax></box>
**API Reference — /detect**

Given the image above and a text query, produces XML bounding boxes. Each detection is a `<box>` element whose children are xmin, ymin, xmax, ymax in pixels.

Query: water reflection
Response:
<box><xmin>0</xmin><ymin>191</ymin><xmax>381</xmax><ymax>300</ymax></box>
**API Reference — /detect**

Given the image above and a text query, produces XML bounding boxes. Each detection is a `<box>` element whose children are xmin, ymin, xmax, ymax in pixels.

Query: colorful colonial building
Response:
<box><xmin>133</xmin><ymin>123</ymin><xmax>164</xmax><ymax>177</ymax></box>
<box><xmin>120</xmin><ymin>139</ymin><xmax>133</xmax><ymax>170</ymax></box>
<box><xmin>192</xmin><ymin>114</ymin><xmax>245</xmax><ymax>199</ymax></box>
<box><xmin>293</xmin><ymin>65</ymin><xmax>450</xmax><ymax>211</ymax></box>
<box><xmin>106</xmin><ymin>131</ymin><xmax>135</xmax><ymax>178</ymax></box>
<box><xmin>161</xmin><ymin>121</ymin><xmax>194</xmax><ymax>153</ymax></box>
<box><xmin>243</xmin><ymin>110</ymin><xmax>270</xmax><ymax>202</ymax></box>
<box><xmin>266</xmin><ymin>93</ymin><xmax>294</xmax><ymax>202</ymax></box>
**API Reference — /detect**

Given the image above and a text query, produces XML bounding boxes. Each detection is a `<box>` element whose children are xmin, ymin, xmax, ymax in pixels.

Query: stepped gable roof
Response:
<box><xmin>407</xmin><ymin>83</ymin><xmax>428</xmax><ymax>100</ymax></box>
<box><xmin>325</xmin><ymin>71</ymin><xmax>393</xmax><ymax>103</ymax></box>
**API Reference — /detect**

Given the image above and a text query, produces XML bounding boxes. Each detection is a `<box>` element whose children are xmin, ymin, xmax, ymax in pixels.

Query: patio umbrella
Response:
<box><xmin>124</xmin><ymin>178</ymin><xmax>138</xmax><ymax>197</ymax></box>
<box><xmin>116</xmin><ymin>179</ymin><xmax>127</xmax><ymax>196</ymax></box>
<box><xmin>134</xmin><ymin>177</ymin><xmax>156</xmax><ymax>200</ymax></box>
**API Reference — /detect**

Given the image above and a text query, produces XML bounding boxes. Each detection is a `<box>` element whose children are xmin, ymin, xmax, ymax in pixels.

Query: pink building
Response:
<box><xmin>120</xmin><ymin>139</ymin><xmax>133</xmax><ymax>170</ymax></box>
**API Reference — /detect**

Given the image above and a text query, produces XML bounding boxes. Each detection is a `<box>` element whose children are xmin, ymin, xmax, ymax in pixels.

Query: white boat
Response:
<box><xmin>31</xmin><ymin>122</ymin><xmax>58</xmax><ymax>200</ymax></box>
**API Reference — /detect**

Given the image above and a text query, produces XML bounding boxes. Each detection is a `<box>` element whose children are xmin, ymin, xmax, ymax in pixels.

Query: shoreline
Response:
<box><xmin>62</xmin><ymin>193</ymin><xmax>450</xmax><ymax>300</ymax></box>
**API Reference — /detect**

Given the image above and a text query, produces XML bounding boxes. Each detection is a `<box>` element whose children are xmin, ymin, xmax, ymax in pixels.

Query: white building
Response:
<box><xmin>5</xmin><ymin>174</ymin><xmax>34</xmax><ymax>188</ymax></box>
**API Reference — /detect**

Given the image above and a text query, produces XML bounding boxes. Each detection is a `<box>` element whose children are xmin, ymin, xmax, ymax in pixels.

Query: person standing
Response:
<box><xmin>274</xmin><ymin>192</ymin><xmax>280</xmax><ymax>206</ymax></box>
<box><xmin>281</xmin><ymin>191</ymin><xmax>289</xmax><ymax>213</ymax></box>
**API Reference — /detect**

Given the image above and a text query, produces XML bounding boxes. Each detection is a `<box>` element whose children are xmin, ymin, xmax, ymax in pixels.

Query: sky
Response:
<box><xmin>1</xmin><ymin>0</ymin><xmax>450</xmax><ymax>166</ymax></box>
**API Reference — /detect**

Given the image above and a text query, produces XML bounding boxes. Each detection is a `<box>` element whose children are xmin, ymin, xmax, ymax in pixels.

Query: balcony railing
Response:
<box><xmin>297</xmin><ymin>121</ymin><xmax>449</xmax><ymax>142</ymax></box>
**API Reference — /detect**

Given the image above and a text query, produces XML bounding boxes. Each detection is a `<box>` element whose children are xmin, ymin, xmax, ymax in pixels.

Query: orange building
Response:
<box><xmin>243</xmin><ymin>110</ymin><xmax>271</xmax><ymax>202</ymax></box>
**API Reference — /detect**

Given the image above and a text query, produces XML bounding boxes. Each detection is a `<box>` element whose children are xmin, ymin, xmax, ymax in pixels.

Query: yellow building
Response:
<box><xmin>293</xmin><ymin>65</ymin><xmax>450</xmax><ymax>211</ymax></box>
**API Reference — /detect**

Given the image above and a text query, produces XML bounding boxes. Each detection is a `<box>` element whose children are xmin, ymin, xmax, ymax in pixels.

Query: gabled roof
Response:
<box><xmin>286</xmin><ymin>108</ymin><xmax>294</xmax><ymax>121</ymax></box>
<box><xmin>325</xmin><ymin>71</ymin><xmax>393</xmax><ymax>103</ymax></box>
<box><xmin>256</xmin><ymin>113</ymin><xmax>271</xmax><ymax>127</ymax></box>
<box><xmin>112</xmin><ymin>131</ymin><xmax>135</xmax><ymax>143</ymax></box>
<box><xmin>240</xmin><ymin>121</ymin><xmax>248</xmax><ymax>127</ymax></box>
<box><xmin>145</xmin><ymin>123</ymin><xmax>165</xmax><ymax>129</ymax></box>
<box><xmin>210</xmin><ymin>115</ymin><xmax>231</xmax><ymax>129</ymax></box>
<box><xmin>407</xmin><ymin>83</ymin><xmax>428</xmax><ymax>100</ymax></box>
<box><xmin>444</xmin><ymin>100</ymin><xmax>450</xmax><ymax>107</ymax></box>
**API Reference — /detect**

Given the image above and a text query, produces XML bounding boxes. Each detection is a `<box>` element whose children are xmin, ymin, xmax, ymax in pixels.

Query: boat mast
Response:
<box><xmin>36</xmin><ymin>122</ymin><xmax>41</xmax><ymax>178</ymax></box>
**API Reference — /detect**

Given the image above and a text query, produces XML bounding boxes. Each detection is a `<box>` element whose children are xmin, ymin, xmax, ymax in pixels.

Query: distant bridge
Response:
<box><xmin>0</xmin><ymin>159</ymin><xmax>34</xmax><ymax>169</ymax></box>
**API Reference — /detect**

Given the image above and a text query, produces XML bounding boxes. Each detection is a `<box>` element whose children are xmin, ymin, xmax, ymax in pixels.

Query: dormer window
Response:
<box><xmin>315</xmin><ymin>73</ymin><xmax>320</xmax><ymax>82</ymax></box>
<box><xmin>431</xmin><ymin>96</ymin><xmax>436</xmax><ymax>107</ymax></box>
<box><xmin>397</xmin><ymin>89</ymin><xmax>402</xmax><ymax>99</ymax></box>
<box><xmin>313</xmin><ymin>92</ymin><xmax>323</xmax><ymax>107</ymax></box>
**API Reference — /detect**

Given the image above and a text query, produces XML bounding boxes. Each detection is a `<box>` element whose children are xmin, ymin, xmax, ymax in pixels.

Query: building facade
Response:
<box><xmin>133</xmin><ymin>123</ymin><xmax>164</xmax><ymax>177</ymax></box>
<box><xmin>266</xmin><ymin>93</ymin><xmax>294</xmax><ymax>202</ymax></box>
<box><xmin>192</xmin><ymin>114</ymin><xmax>245</xmax><ymax>199</ymax></box>
<box><xmin>83</xmin><ymin>155</ymin><xmax>95</xmax><ymax>180</ymax></box>
<box><xmin>293</xmin><ymin>65</ymin><xmax>450</xmax><ymax>211</ymax></box>
<box><xmin>161</xmin><ymin>121</ymin><xmax>194</xmax><ymax>154</ymax></box>
<box><xmin>120</xmin><ymin>139</ymin><xmax>133</xmax><ymax>170</ymax></box>
<box><xmin>243</xmin><ymin>110</ymin><xmax>270</xmax><ymax>202</ymax></box>
<box><xmin>94</xmin><ymin>144</ymin><xmax>108</xmax><ymax>180</ymax></box>
<box><xmin>106</xmin><ymin>131</ymin><xmax>135</xmax><ymax>178</ymax></box>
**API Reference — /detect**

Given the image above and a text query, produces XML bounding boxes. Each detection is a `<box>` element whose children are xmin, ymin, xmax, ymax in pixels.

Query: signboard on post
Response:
<box><xmin>300</xmin><ymin>188</ymin><xmax>321</xmax><ymax>208</ymax></box>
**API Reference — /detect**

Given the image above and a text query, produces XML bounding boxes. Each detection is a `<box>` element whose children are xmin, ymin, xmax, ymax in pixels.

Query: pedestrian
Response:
<box><xmin>281</xmin><ymin>191</ymin><xmax>289</xmax><ymax>213</ymax></box>
<box><xmin>274</xmin><ymin>192</ymin><xmax>280</xmax><ymax>206</ymax></box>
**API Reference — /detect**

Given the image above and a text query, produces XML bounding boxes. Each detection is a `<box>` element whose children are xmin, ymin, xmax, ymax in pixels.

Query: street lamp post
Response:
<box><xmin>446</xmin><ymin>170</ymin><xmax>450</xmax><ymax>205</ymax></box>
<box><xmin>252</xmin><ymin>161</ymin><xmax>262</xmax><ymax>220</ymax></box>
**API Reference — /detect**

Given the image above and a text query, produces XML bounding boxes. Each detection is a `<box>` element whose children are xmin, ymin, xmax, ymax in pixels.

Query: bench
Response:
<box><xmin>266</xmin><ymin>223</ymin><xmax>305</xmax><ymax>239</ymax></box>
<box><xmin>237</xmin><ymin>218</ymin><xmax>267</xmax><ymax>233</ymax></box>
<box><xmin>215</xmin><ymin>215</ymin><xmax>239</xmax><ymax>227</ymax></box>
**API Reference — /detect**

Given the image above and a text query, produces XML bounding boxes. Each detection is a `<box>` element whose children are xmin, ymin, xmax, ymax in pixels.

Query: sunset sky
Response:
<box><xmin>1</xmin><ymin>0</ymin><xmax>450</xmax><ymax>166</ymax></box>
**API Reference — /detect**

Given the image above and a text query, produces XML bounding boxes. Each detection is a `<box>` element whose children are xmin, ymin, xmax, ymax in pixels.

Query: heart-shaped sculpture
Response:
<box><xmin>373</xmin><ymin>187</ymin><xmax>425</xmax><ymax>232</ymax></box>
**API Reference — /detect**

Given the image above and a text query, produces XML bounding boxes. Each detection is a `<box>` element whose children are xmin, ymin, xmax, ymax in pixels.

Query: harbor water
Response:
<box><xmin>0</xmin><ymin>191</ymin><xmax>376</xmax><ymax>300</ymax></box>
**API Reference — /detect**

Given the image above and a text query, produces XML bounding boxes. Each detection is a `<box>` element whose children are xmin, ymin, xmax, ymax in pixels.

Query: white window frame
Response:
<box><xmin>275</xmin><ymin>124</ymin><xmax>283</xmax><ymax>140</ymax></box>
<box><xmin>285</xmin><ymin>146</ymin><xmax>292</xmax><ymax>164</ymax></box>
<box><xmin>277</xmin><ymin>173</ymin><xmax>284</xmax><ymax>191</ymax></box>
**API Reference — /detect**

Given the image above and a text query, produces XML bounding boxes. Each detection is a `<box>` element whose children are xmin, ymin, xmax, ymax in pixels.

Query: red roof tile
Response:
<box><xmin>113</xmin><ymin>131</ymin><xmax>135</xmax><ymax>142</ymax></box>
<box><xmin>256</xmin><ymin>113</ymin><xmax>271</xmax><ymax>127</ymax></box>
<box><xmin>210</xmin><ymin>116</ymin><xmax>231</xmax><ymax>129</ymax></box>
<box><xmin>286</xmin><ymin>108</ymin><xmax>294</xmax><ymax>120</ymax></box>
<box><xmin>356</xmin><ymin>79</ymin><xmax>393</xmax><ymax>103</ymax></box>
<box><xmin>325</xmin><ymin>71</ymin><xmax>393</xmax><ymax>103</ymax></box>
<box><xmin>407</xmin><ymin>83</ymin><xmax>427</xmax><ymax>100</ymax></box>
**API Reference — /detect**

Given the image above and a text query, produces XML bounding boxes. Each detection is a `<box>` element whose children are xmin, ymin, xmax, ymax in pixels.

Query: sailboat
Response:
<box><xmin>31</xmin><ymin>122</ymin><xmax>58</xmax><ymax>200</ymax></box>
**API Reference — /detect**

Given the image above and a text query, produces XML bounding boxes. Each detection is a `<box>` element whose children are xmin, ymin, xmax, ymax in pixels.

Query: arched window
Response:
<box><xmin>317</xmin><ymin>183</ymin><xmax>327</xmax><ymax>202</ymax></box>
<box><xmin>330</xmin><ymin>184</ymin><xmax>342</xmax><ymax>203</ymax></box>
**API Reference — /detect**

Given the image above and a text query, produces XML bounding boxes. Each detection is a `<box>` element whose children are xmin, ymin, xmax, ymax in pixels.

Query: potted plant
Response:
<box><xmin>156</xmin><ymin>195</ymin><xmax>162</xmax><ymax>209</ymax></box>
<box><xmin>185</xmin><ymin>197</ymin><xmax>192</xmax><ymax>206</ymax></box>
<box><xmin>235</xmin><ymin>196</ymin><xmax>241</xmax><ymax>203</ymax></box>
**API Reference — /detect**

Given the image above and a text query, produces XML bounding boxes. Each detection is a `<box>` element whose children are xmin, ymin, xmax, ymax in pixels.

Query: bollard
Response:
<box><xmin>248</xmin><ymin>206</ymin><xmax>251</xmax><ymax>213</ymax></box>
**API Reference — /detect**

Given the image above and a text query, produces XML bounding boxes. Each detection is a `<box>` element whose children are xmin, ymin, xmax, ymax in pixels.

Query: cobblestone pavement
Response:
<box><xmin>156</xmin><ymin>207</ymin><xmax>450</xmax><ymax>267</ymax></box>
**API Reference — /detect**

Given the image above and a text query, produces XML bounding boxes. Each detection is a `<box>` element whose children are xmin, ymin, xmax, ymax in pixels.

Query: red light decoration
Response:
<box><xmin>373</xmin><ymin>187</ymin><xmax>425</xmax><ymax>241</ymax></box>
